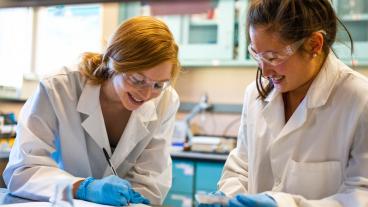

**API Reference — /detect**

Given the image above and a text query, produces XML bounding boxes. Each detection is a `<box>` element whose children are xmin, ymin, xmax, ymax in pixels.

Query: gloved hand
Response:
<box><xmin>129</xmin><ymin>189</ymin><xmax>150</xmax><ymax>204</ymax></box>
<box><xmin>228</xmin><ymin>194</ymin><xmax>277</xmax><ymax>207</ymax></box>
<box><xmin>76</xmin><ymin>175</ymin><xmax>150</xmax><ymax>206</ymax></box>
<box><xmin>197</xmin><ymin>191</ymin><xmax>227</xmax><ymax>207</ymax></box>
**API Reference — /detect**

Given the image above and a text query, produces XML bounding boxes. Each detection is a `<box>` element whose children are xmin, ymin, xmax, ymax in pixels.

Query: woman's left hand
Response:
<box><xmin>228</xmin><ymin>194</ymin><xmax>277</xmax><ymax>207</ymax></box>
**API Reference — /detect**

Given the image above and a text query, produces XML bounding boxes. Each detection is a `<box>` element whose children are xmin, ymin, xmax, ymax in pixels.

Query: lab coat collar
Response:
<box><xmin>109</xmin><ymin>96</ymin><xmax>159</xmax><ymax>169</ymax></box>
<box><xmin>306</xmin><ymin>51</ymin><xmax>340</xmax><ymax>108</ymax></box>
<box><xmin>262</xmin><ymin>91</ymin><xmax>285</xmax><ymax>138</ymax></box>
<box><xmin>77</xmin><ymin>82</ymin><xmax>159</xmax><ymax>174</ymax></box>
<box><xmin>262</xmin><ymin>51</ymin><xmax>339</xmax><ymax>141</ymax></box>
<box><xmin>262</xmin><ymin>86</ymin><xmax>308</xmax><ymax>145</ymax></box>
<box><xmin>77</xmin><ymin>82</ymin><xmax>100</xmax><ymax>115</ymax></box>
<box><xmin>134</xmin><ymin>98</ymin><xmax>158</xmax><ymax>123</ymax></box>
<box><xmin>77</xmin><ymin>82</ymin><xmax>158</xmax><ymax>123</ymax></box>
<box><xmin>77</xmin><ymin>83</ymin><xmax>110</xmax><ymax>150</ymax></box>
<box><xmin>263</xmin><ymin>50</ymin><xmax>339</xmax><ymax>108</ymax></box>
<box><xmin>264</xmin><ymin>86</ymin><xmax>279</xmax><ymax>103</ymax></box>
<box><xmin>77</xmin><ymin>82</ymin><xmax>159</xmax><ymax>148</ymax></box>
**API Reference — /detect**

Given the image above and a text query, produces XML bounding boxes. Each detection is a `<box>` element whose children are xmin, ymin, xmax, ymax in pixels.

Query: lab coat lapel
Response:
<box><xmin>276</xmin><ymin>98</ymin><xmax>307</xmax><ymax>141</ymax></box>
<box><xmin>261</xmin><ymin>89</ymin><xmax>308</xmax><ymax>145</ymax></box>
<box><xmin>77</xmin><ymin>84</ymin><xmax>110</xmax><ymax>151</ymax></box>
<box><xmin>268</xmin><ymin>52</ymin><xmax>341</xmax><ymax>181</ymax></box>
<box><xmin>306</xmin><ymin>52</ymin><xmax>340</xmax><ymax>108</ymax></box>
<box><xmin>272</xmin><ymin>51</ymin><xmax>339</xmax><ymax>144</ymax></box>
<box><xmin>262</xmin><ymin>89</ymin><xmax>285</xmax><ymax>139</ymax></box>
<box><xmin>108</xmin><ymin>100</ymin><xmax>158</xmax><ymax>175</ymax></box>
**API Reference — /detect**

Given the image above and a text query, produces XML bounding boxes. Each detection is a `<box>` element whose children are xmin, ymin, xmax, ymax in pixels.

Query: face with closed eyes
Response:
<box><xmin>249</xmin><ymin>25</ymin><xmax>320</xmax><ymax>94</ymax></box>
<box><xmin>111</xmin><ymin>61</ymin><xmax>172</xmax><ymax>111</ymax></box>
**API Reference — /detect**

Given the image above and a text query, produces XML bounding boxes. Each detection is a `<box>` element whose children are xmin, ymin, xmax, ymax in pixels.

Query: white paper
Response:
<box><xmin>1</xmin><ymin>200</ymin><xmax>151</xmax><ymax>207</ymax></box>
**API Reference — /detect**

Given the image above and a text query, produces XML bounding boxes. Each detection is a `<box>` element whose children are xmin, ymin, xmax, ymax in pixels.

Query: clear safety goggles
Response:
<box><xmin>123</xmin><ymin>72</ymin><xmax>171</xmax><ymax>92</ymax></box>
<box><xmin>248</xmin><ymin>38</ymin><xmax>305</xmax><ymax>67</ymax></box>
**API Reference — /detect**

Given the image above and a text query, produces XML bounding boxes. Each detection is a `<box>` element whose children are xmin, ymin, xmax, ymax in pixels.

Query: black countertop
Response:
<box><xmin>170</xmin><ymin>150</ymin><xmax>228</xmax><ymax>162</ymax></box>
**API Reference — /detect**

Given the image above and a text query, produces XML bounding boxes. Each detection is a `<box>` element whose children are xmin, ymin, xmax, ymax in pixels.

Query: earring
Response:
<box><xmin>313</xmin><ymin>53</ymin><xmax>317</xmax><ymax>58</ymax></box>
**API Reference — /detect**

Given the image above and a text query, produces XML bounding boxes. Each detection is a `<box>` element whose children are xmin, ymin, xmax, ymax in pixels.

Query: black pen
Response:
<box><xmin>102</xmin><ymin>147</ymin><xmax>117</xmax><ymax>175</ymax></box>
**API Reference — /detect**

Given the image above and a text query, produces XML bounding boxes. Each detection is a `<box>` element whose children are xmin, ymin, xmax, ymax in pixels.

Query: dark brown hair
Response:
<box><xmin>247</xmin><ymin>0</ymin><xmax>352</xmax><ymax>99</ymax></box>
<box><xmin>79</xmin><ymin>16</ymin><xmax>180</xmax><ymax>85</ymax></box>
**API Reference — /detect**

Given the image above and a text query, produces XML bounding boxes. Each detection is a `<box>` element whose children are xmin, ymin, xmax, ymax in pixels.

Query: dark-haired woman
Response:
<box><xmin>214</xmin><ymin>0</ymin><xmax>368</xmax><ymax>206</ymax></box>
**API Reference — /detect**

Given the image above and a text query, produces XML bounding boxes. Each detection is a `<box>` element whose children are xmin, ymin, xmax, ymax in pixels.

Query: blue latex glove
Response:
<box><xmin>76</xmin><ymin>175</ymin><xmax>150</xmax><ymax>206</ymax></box>
<box><xmin>228</xmin><ymin>194</ymin><xmax>277</xmax><ymax>207</ymax></box>
<box><xmin>197</xmin><ymin>191</ymin><xmax>227</xmax><ymax>207</ymax></box>
<box><xmin>129</xmin><ymin>190</ymin><xmax>150</xmax><ymax>204</ymax></box>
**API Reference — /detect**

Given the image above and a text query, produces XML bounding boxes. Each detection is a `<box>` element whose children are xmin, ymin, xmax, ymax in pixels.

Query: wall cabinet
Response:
<box><xmin>118</xmin><ymin>0</ymin><xmax>368</xmax><ymax>67</ymax></box>
<box><xmin>118</xmin><ymin>0</ymin><xmax>252</xmax><ymax>67</ymax></box>
<box><xmin>333</xmin><ymin>0</ymin><xmax>368</xmax><ymax>65</ymax></box>
<box><xmin>178</xmin><ymin>0</ymin><xmax>235</xmax><ymax>61</ymax></box>
<box><xmin>164</xmin><ymin>158</ymin><xmax>225</xmax><ymax>207</ymax></box>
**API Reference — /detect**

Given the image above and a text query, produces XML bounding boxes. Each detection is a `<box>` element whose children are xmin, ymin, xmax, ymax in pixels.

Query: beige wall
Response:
<box><xmin>175</xmin><ymin>66</ymin><xmax>368</xmax><ymax>104</ymax></box>
<box><xmin>357</xmin><ymin>68</ymin><xmax>368</xmax><ymax>76</ymax></box>
<box><xmin>173</xmin><ymin>66</ymin><xmax>368</xmax><ymax>136</ymax></box>
<box><xmin>172</xmin><ymin>67</ymin><xmax>257</xmax><ymax>137</ymax></box>
<box><xmin>0</xmin><ymin>102</ymin><xmax>23</xmax><ymax>118</ymax></box>
<box><xmin>175</xmin><ymin>67</ymin><xmax>256</xmax><ymax>104</ymax></box>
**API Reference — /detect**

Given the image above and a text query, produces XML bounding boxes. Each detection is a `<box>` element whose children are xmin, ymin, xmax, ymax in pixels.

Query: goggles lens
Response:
<box><xmin>248</xmin><ymin>38</ymin><xmax>305</xmax><ymax>67</ymax></box>
<box><xmin>124</xmin><ymin>73</ymin><xmax>171</xmax><ymax>91</ymax></box>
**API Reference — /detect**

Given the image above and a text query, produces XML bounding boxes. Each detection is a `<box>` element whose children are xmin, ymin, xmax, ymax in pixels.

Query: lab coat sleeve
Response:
<box><xmin>3</xmin><ymin>82</ymin><xmax>83</xmax><ymax>201</ymax></box>
<box><xmin>125</xmin><ymin>88</ymin><xmax>180</xmax><ymax>205</ymax></box>
<box><xmin>218</xmin><ymin>87</ymin><xmax>250</xmax><ymax>197</ymax></box>
<box><xmin>265</xmin><ymin>103</ymin><xmax>368</xmax><ymax>207</ymax></box>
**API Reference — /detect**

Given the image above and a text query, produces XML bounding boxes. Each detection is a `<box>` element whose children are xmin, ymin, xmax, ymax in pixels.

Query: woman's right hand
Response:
<box><xmin>76</xmin><ymin>175</ymin><xmax>150</xmax><ymax>206</ymax></box>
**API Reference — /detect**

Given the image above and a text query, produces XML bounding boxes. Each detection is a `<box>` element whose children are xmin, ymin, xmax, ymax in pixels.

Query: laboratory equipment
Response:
<box><xmin>184</xmin><ymin>94</ymin><xmax>213</xmax><ymax>147</ymax></box>
<box><xmin>190</xmin><ymin>136</ymin><xmax>236</xmax><ymax>153</ymax></box>
<box><xmin>50</xmin><ymin>180</ymin><xmax>74</xmax><ymax>207</ymax></box>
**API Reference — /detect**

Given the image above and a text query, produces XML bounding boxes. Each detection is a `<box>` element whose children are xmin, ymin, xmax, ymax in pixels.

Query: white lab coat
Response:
<box><xmin>219</xmin><ymin>52</ymin><xmax>368</xmax><ymax>207</ymax></box>
<box><xmin>3</xmin><ymin>68</ymin><xmax>180</xmax><ymax>205</ymax></box>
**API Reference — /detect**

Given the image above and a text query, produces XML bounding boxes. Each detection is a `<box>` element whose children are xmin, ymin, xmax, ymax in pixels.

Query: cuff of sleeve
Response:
<box><xmin>265</xmin><ymin>192</ymin><xmax>298</xmax><ymax>207</ymax></box>
<box><xmin>76</xmin><ymin>177</ymin><xmax>95</xmax><ymax>200</ymax></box>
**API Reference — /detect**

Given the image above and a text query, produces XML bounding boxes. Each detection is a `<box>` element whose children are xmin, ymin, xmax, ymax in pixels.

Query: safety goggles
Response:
<box><xmin>248</xmin><ymin>38</ymin><xmax>305</xmax><ymax>67</ymax></box>
<box><xmin>123</xmin><ymin>72</ymin><xmax>171</xmax><ymax>92</ymax></box>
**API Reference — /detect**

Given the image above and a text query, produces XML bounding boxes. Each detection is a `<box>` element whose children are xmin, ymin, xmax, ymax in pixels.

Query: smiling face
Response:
<box><xmin>111</xmin><ymin>61</ymin><xmax>172</xmax><ymax>111</ymax></box>
<box><xmin>249</xmin><ymin>25</ymin><xmax>320</xmax><ymax>94</ymax></box>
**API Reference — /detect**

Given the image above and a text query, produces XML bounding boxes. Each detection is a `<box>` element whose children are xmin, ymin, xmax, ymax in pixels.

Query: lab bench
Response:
<box><xmin>164</xmin><ymin>151</ymin><xmax>227</xmax><ymax>207</ymax></box>
<box><xmin>0</xmin><ymin>152</ymin><xmax>9</xmax><ymax>188</ymax></box>
<box><xmin>0</xmin><ymin>151</ymin><xmax>227</xmax><ymax>207</ymax></box>
<box><xmin>0</xmin><ymin>188</ymin><xmax>163</xmax><ymax>206</ymax></box>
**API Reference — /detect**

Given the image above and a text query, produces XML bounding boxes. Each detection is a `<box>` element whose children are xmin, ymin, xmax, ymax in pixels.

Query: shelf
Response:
<box><xmin>340</xmin><ymin>14</ymin><xmax>368</xmax><ymax>21</ymax></box>
<box><xmin>0</xmin><ymin>97</ymin><xmax>27</xmax><ymax>103</ymax></box>
<box><xmin>179</xmin><ymin>102</ymin><xmax>243</xmax><ymax>113</ymax></box>
<box><xmin>189</xmin><ymin>19</ymin><xmax>218</xmax><ymax>26</ymax></box>
<box><xmin>181</xmin><ymin>59</ymin><xmax>368</xmax><ymax>68</ymax></box>
<box><xmin>182</xmin><ymin>59</ymin><xmax>257</xmax><ymax>67</ymax></box>
<box><xmin>0</xmin><ymin>152</ymin><xmax>9</xmax><ymax>159</ymax></box>
<box><xmin>341</xmin><ymin>60</ymin><xmax>368</xmax><ymax>67</ymax></box>
<box><xmin>171</xmin><ymin>151</ymin><xmax>228</xmax><ymax>162</ymax></box>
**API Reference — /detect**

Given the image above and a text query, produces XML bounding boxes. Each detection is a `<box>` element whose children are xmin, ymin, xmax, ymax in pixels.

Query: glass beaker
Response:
<box><xmin>50</xmin><ymin>180</ymin><xmax>74</xmax><ymax>207</ymax></box>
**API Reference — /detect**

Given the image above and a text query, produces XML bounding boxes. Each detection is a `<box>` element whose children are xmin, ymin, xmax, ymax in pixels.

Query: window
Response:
<box><xmin>0</xmin><ymin>4</ymin><xmax>101</xmax><ymax>94</ymax></box>
<box><xmin>0</xmin><ymin>8</ymin><xmax>32</xmax><ymax>88</ymax></box>
<box><xmin>35</xmin><ymin>4</ymin><xmax>102</xmax><ymax>77</ymax></box>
